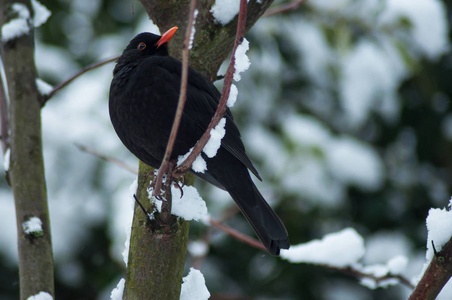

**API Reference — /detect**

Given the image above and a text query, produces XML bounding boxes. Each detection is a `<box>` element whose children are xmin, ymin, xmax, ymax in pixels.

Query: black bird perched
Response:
<box><xmin>109</xmin><ymin>27</ymin><xmax>290</xmax><ymax>255</ymax></box>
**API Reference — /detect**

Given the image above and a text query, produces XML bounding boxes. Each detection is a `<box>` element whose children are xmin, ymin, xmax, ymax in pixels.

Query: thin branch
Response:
<box><xmin>409</xmin><ymin>236</ymin><xmax>452</xmax><ymax>300</ymax></box>
<box><xmin>0</xmin><ymin>62</ymin><xmax>9</xmax><ymax>154</ymax></box>
<box><xmin>209</xmin><ymin>214</ymin><xmax>415</xmax><ymax>289</ymax></box>
<box><xmin>263</xmin><ymin>0</ymin><xmax>305</xmax><ymax>17</ymax></box>
<box><xmin>41</xmin><ymin>56</ymin><xmax>119</xmax><ymax>106</ymax></box>
<box><xmin>152</xmin><ymin>0</ymin><xmax>198</xmax><ymax>197</ymax></box>
<box><xmin>209</xmin><ymin>218</ymin><xmax>267</xmax><ymax>252</ymax></box>
<box><xmin>176</xmin><ymin>0</ymin><xmax>248</xmax><ymax>175</ymax></box>
<box><xmin>323</xmin><ymin>265</ymin><xmax>415</xmax><ymax>290</ymax></box>
<box><xmin>75</xmin><ymin>143</ymin><xmax>137</xmax><ymax>174</ymax></box>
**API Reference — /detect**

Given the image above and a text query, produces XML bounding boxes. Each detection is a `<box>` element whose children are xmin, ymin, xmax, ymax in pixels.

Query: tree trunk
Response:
<box><xmin>124</xmin><ymin>163</ymin><xmax>191</xmax><ymax>299</ymax></box>
<box><xmin>0</xmin><ymin>1</ymin><xmax>54</xmax><ymax>299</ymax></box>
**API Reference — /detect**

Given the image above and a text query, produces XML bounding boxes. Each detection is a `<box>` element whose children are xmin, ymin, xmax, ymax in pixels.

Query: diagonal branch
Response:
<box><xmin>321</xmin><ymin>265</ymin><xmax>415</xmax><ymax>290</ymax></box>
<box><xmin>209</xmin><ymin>218</ymin><xmax>267</xmax><ymax>252</ymax></box>
<box><xmin>41</xmin><ymin>56</ymin><xmax>119</xmax><ymax>106</ymax></box>
<box><xmin>152</xmin><ymin>0</ymin><xmax>198</xmax><ymax>198</ymax></box>
<box><xmin>175</xmin><ymin>0</ymin><xmax>248</xmax><ymax>175</ymax></box>
<box><xmin>74</xmin><ymin>143</ymin><xmax>137</xmax><ymax>174</ymax></box>
<box><xmin>263</xmin><ymin>0</ymin><xmax>305</xmax><ymax>17</ymax></box>
<box><xmin>408</xmin><ymin>236</ymin><xmax>452</xmax><ymax>300</ymax></box>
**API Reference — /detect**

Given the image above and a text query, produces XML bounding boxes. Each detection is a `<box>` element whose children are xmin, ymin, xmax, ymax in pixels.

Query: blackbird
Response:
<box><xmin>109</xmin><ymin>27</ymin><xmax>290</xmax><ymax>255</ymax></box>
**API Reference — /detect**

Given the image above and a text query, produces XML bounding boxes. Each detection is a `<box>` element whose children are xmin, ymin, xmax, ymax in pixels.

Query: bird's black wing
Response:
<box><xmin>157</xmin><ymin>57</ymin><xmax>262</xmax><ymax>181</ymax></box>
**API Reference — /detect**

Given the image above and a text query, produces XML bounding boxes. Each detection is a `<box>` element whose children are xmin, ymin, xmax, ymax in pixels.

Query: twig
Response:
<box><xmin>176</xmin><ymin>0</ymin><xmax>248</xmax><ymax>175</ymax></box>
<box><xmin>41</xmin><ymin>56</ymin><xmax>119</xmax><ymax>106</ymax></box>
<box><xmin>0</xmin><ymin>60</ymin><xmax>9</xmax><ymax>154</ymax></box>
<box><xmin>209</xmin><ymin>218</ymin><xmax>267</xmax><ymax>252</ymax></box>
<box><xmin>263</xmin><ymin>0</ymin><xmax>305</xmax><ymax>17</ymax></box>
<box><xmin>152</xmin><ymin>0</ymin><xmax>198</xmax><ymax>197</ymax></box>
<box><xmin>75</xmin><ymin>143</ymin><xmax>137</xmax><ymax>174</ymax></box>
<box><xmin>324</xmin><ymin>265</ymin><xmax>414</xmax><ymax>290</ymax></box>
<box><xmin>408</xmin><ymin>236</ymin><xmax>452</xmax><ymax>300</ymax></box>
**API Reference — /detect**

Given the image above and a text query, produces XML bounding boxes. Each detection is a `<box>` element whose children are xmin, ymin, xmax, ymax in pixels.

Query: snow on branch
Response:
<box><xmin>281</xmin><ymin>228</ymin><xmax>414</xmax><ymax>289</ymax></box>
<box><xmin>409</xmin><ymin>200</ymin><xmax>452</xmax><ymax>299</ymax></box>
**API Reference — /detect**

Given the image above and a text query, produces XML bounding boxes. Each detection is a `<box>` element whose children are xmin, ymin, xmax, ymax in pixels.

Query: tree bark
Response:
<box><xmin>124</xmin><ymin>163</ymin><xmax>191</xmax><ymax>299</ymax></box>
<box><xmin>140</xmin><ymin>0</ymin><xmax>274</xmax><ymax>78</ymax></box>
<box><xmin>0</xmin><ymin>1</ymin><xmax>54</xmax><ymax>299</ymax></box>
<box><xmin>408</xmin><ymin>237</ymin><xmax>452</xmax><ymax>300</ymax></box>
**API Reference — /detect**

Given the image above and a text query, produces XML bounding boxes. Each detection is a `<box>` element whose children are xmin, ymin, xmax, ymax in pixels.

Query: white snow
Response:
<box><xmin>36</xmin><ymin>78</ymin><xmax>53</xmax><ymax>96</ymax></box>
<box><xmin>110</xmin><ymin>278</ymin><xmax>125</xmax><ymax>300</ymax></box>
<box><xmin>177</xmin><ymin>147</ymin><xmax>207</xmax><ymax>173</ymax></box>
<box><xmin>425</xmin><ymin>201</ymin><xmax>452</xmax><ymax>262</ymax></box>
<box><xmin>326</xmin><ymin>136</ymin><xmax>384</xmax><ymax>191</ymax></box>
<box><xmin>283</xmin><ymin>114</ymin><xmax>331</xmax><ymax>147</ymax></box>
<box><xmin>233</xmin><ymin>38</ymin><xmax>250</xmax><ymax>82</ymax></box>
<box><xmin>360</xmin><ymin>277</ymin><xmax>399</xmax><ymax>290</ymax></box>
<box><xmin>31</xmin><ymin>0</ymin><xmax>51</xmax><ymax>27</ymax></box>
<box><xmin>188</xmin><ymin>241</ymin><xmax>209</xmax><ymax>257</ymax></box>
<box><xmin>151</xmin><ymin>185</ymin><xmax>209</xmax><ymax>222</ymax></box>
<box><xmin>180</xmin><ymin>268</ymin><xmax>210</xmax><ymax>300</ymax></box>
<box><xmin>1</xmin><ymin>1</ymin><xmax>50</xmax><ymax>42</ymax></box>
<box><xmin>22</xmin><ymin>216</ymin><xmax>43</xmax><ymax>234</ymax></box>
<box><xmin>121</xmin><ymin>180</ymin><xmax>137</xmax><ymax>266</ymax></box>
<box><xmin>227</xmin><ymin>84</ymin><xmax>238</xmax><ymax>107</ymax></box>
<box><xmin>279</xmin><ymin>114</ymin><xmax>384</xmax><ymax>204</ymax></box>
<box><xmin>281</xmin><ymin>228</ymin><xmax>365</xmax><ymax>267</ymax></box>
<box><xmin>379</xmin><ymin>0</ymin><xmax>449</xmax><ymax>59</ymax></box>
<box><xmin>203</xmin><ymin>118</ymin><xmax>226</xmax><ymax>158</ymax></box>
<box><xmin>356</xmin><ymin>255</ymin><xmax>408</xmax><ymax>289</ymax></box>
<box><xmin>26</xmin><ymin>291</ymin><xmax>53</xmax><ymax>300</ymax></box>
<box><xmin>3</xmin><ymin>148</ymin><xmax>10</xmax><ymax>171</ymax></box>
<box><xmin>412</xmin><ymin>200</ymin><xmax>452</xmax><ymax>286</ymax></box>
<box><xmin>386</xmin><ymin>255</ymin><xmax>409</xmax><ymax>274</ymax></box>
<box><xmin>188</xmin><ymin>9</ymin><xmax>199</xmax><ymax>50</ymax></box>
<box><xmin>1</xmin><ymin>3</ymin><xmax>30</xmax><ymax>42</ymax></box>
<box><xmin>339</xmin><ymin>40</ymin><xmax>404</xmax><ymax>127</ymax></box>
<box><xmin>210</xmin><ymin>0</ymin><xmax>240</xmax><ymax>25</ymax></box>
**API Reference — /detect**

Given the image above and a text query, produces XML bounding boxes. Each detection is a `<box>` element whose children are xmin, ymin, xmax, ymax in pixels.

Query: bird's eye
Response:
<box><xmin>137</xmin><ymin>42</ymin><xmax>146</xmax><ymax>50</ymax></box>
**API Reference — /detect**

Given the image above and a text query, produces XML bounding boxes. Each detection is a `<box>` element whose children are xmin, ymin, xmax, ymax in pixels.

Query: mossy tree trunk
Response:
<box><xmin>124</xmin><ymin>0</ymin><xmax>274</xmax><ymax>299</ymax></box>
<box><xmin>0</xmin><ymin>1</ymin><xmax>54</xmax><ymax>299</ymax></box>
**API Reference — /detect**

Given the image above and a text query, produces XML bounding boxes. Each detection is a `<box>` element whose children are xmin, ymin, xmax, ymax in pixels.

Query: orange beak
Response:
<box><xmin>156</xmin><ymin>27</ymin><xmax>178</xmax><ymax>48</ymax></box>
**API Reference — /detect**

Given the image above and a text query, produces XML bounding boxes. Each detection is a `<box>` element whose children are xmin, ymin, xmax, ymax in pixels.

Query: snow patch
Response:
<box><xmin>203</xmin><ymin>118</ymin><xmax>226</xmax><ymax>158</ymax></box>
<box><xmin>177</xmin><ymin>147</ymin><xmax>207</xmax><ymax>173</ymax></box>
<box><xmin>281</xmin><ymin>228</ymin><xmax>365</xmax><ymax>267</ymax></box>
<box><xmin>31</xmin><ymin>0</ymin><xmax>51</xmax><ymax>27</ymax></box>
<box><xmin>26</xmin><ymin>291</ymin><xmax>53</xmax><ymax>300</ymax></box>
<box><xmin>234</xmin><ymin>38</ymin><xmax>250</xmax><ymax>82</ymax></box>
<box><xmin>189</xmin><ymin>9</ymin><xmax>199</xmax><ymax>50</ymax></box>
<box><xmin>110</xmin><ymin>278</ymin><xmax>125</xmax><ymax>300</ymax></box>
<box><xmin>426</xmin><ymin>201</ymin><xmax>452</xmax><ymax>262</ymax></box>
<box><xmin>1</xmin><ymin>3</ymin><xmax>30</xmax><ymax>42</ymax></box>
<box><xmin>180</xmin><ymin>268</ymin><xmax>210</xmax><ymax>300</ymax></box>
<box><xmin>22</xmin><ymin>216</ymin><xmax>43</xmax><ymax>235</ymax></box>
<box><xmin>150</xmin><ymin>185</ymin><xmax>209</xmax><ymax>222</ymax></box>
<box><xmin>36</xmin><ymin>78</ymin><xmax>53</xmax><ymax>96</ymax></box>
<box><xmin>227</xmin><ymin>84</ymin><xmax>238</xmax><ymax>107</ymax></box>
<box><xmin>211</xmin><ymin>0</ymin><xmax>240</xmax><ymax>25</ymax></box>
<box><xmin>1</xmin><ymin>1</ymin><xmax>51</xmax><ymax>42</ymax></box>
<box><xmin>3</xmin><ymin>148</ymin><xmax>10</xmax><ymax>171</ymax></box>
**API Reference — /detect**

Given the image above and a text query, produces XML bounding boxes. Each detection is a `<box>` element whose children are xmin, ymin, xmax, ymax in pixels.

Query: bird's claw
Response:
<box><xmin>173</xmin><ymin>181</ymin><xmax>184</xmax><ymax>198</ymax></box>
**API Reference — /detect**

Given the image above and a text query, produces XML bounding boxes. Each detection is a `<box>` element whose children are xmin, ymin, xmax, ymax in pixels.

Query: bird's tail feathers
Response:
<box><xmin>228</xmin><ymin>184</ymin><xmax>290</xmax><ymax>255</ymax></box>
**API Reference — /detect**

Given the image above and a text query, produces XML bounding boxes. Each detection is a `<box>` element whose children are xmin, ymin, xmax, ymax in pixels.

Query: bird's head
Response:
<box><xmin>122</xmin><ymin>27</ymin><xmax>178</xmax><ymax>58</ymax></box>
